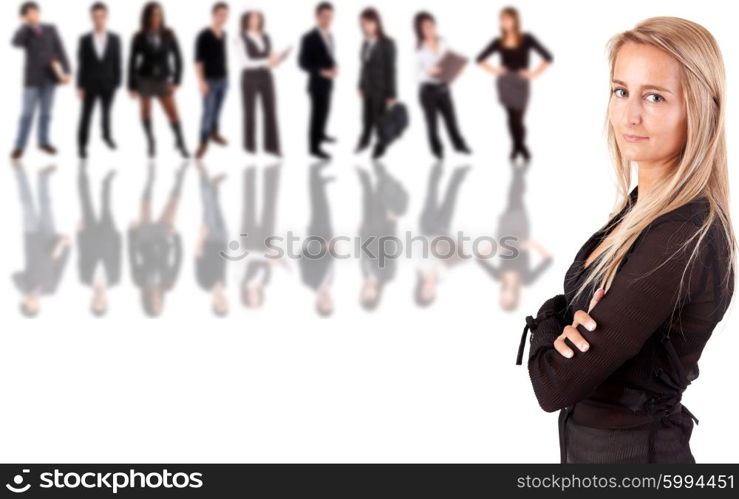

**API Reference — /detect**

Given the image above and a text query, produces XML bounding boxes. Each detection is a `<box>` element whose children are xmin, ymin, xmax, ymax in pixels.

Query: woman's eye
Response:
<box><xmin>646</xmin><ymin>93</ymin><xmax>665</xmax><ymax>103</ymax></box>
<box><xmin>612</xmin><ymin>88</ymin><xmax>627</xmax><ymax>98</ymax></box>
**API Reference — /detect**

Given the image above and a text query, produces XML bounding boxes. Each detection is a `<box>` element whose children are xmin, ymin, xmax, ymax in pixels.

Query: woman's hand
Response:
<box><xmin>554</xmin><ymin>288</ymin><xmax>605</xmax><ymax>358</ymax></box>
<box><xmin>129</xmin><ymin>90</ymin><xmax>138</xmax><ymax>100</ymax></box>
<box><xmin>428</xmin><ymin>65</ymin><xmax>442</xmax><ymax>76</ymax></box>
<box><xmin>167</xmin><ymin>83</ymin><xmax>177</xmax><ymax>95</ymax></box>
<box><xmin>518</xmin><ymin>69</ymin><xmax>534</xmax><ymax>79</ymax></box>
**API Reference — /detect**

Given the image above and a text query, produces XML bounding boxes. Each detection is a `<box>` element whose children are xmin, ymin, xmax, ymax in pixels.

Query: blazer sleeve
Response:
<box><xmin>112</xmin><ymin>34</ymin><xmax>122</xmax><ymax>88</ymax></box>
<box><xmin>76</xmin><ymin>35</ymin><xmax>85</xmax><ymax>89</ymax></box>
<box><xmin>170</xmin><ymin>33</ymin><xmax>183</xmax><ymax>86</ymax></box>
<box><xmin>475</xmin><ymin>37</ymin><xmax>500</xmax><ymax>63</ymax></box>
<box><xmin>527</xmin><ymin>33</ymin><xmax>553</xmax><ymax>63</ymax></box>
<box><xmin>527</xmin><ymin>219</ymin><xmax>705</xmax><ymax>412</ymax></box>
<box><xmin>297</xmin><ymin>34</ymin><xmax>314</xmax><ymax>74</ymax></box>
<box><xmin>127</xmin><ymin>35</ymin><xmax>139</xmax><ymax>91</ymax></box>
<box><xmin>385</xmin><ymin>38</ymin><xmax>397</xmax><ymax>99</ymax></box>
<box><xmin>12</xmin><ymin>25</ymin><xmax>32</xmax><ymax>48</ymax></box>
<box><xmin>52</xmin><ymin>26</ymin><xmax>71</xmax><ymax>74</ymax></box>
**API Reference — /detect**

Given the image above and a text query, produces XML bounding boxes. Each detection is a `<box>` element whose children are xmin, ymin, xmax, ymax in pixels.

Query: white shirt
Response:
<box><xmin>318</xmin><ymin>28</ymin><xmax>333</xmax><ymax>55</ymax></box>
<box><xmin>236</xmin><ymin>31</ymin><xmax>270</xmax><ymax>69</ymax></box>
<box><xmin>363</xmin><ymin>37</ymin><xmax>377</xmax><ymax>62</ymax></box>
<box><xmin>93</xmin><ymin>30</ymin><xmax>108</xmax><ymax>59</ymax></box>
<box><xmin>416</xmin><ymin>37</ymin><xmax>448</xmax><ymax>84</ymax></box>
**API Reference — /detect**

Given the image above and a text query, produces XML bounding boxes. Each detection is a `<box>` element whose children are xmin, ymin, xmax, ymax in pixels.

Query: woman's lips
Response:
<box><xmin>623</xmin><ymin>133</ymin><xmax>649</xmax><ymax>143</ymax></box>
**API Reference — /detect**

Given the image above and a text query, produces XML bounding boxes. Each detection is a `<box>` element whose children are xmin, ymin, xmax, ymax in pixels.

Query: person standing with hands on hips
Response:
<box><xmin>476</xmin><ymin>6</ymin><xmax>552</xmax><ymax>164</ymax></box>
<box><xmin>194</xmin><ymin>2</ymin><xmax>229</xmax><ymax>160</ymax></box>
<box><xmin>11</xmin><ymin>1</ymin><xmax>71</xmax><ymax>160</ymax></box>
<box><xmin>298</xmin><ymin>2</ymin><xmax>337</xmax><ymax>160</ymax></box>
<box><xmin>76</xmin><ymin>2</ymin><xmax>122</xmax><ymax>160</ymax></box>
<box><xmin>355</xmin><ymin>7</ymin><xmax>397</xmax><ymax>160</ymax></box>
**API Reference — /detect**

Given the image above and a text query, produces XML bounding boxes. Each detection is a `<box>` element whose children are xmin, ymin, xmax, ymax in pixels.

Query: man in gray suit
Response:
<box><xmin>11</xmin><ymin>2</ymin><xmax>71</xmax><ymax>159</ymax></box>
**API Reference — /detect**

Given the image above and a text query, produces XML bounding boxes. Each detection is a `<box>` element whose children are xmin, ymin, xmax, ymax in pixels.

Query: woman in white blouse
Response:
<box><xmin>414</xmin><ymin>12</ymin><xmax>471</xmax><ymax>159</ymax></box>
<box><xmin>236</xmin><ymin>11</ymin><xmax>284</xmax><ymax>156</ymax></box>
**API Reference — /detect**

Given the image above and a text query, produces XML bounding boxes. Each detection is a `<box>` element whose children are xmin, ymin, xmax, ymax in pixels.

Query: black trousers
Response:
<box><xmin>504</xmin><ymin>105</ymin><xmax>527</xmax><ymax>154</ymax></box>
<box><xmin>358</xmin><ymin>93</ymin><xmax>386</xmax><ymax>149</ymax></box>
<box><xmin>308</xmin><ymin>84</ymin><xmax>332</xmax><ymax>152</ymax></box>
<box><xmin>419</xmin><ymin>83</ymin><xmax>467</xmax><ymax>156</ymax></box>
<box><xmin>77</xmin><ymin>87</ymin><xmax>116</xmax><ymax>151</ymax></box>
<box><xmin>242</xmin><ymin>69</ymin><xmax>280</xmax><ymax>155</ymax></box>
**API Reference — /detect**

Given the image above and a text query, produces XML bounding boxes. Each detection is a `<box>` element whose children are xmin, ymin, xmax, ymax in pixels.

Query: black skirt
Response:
<box><xmin>559</xmin><ymin>404</ymin><xmax>697</xmax><ymax>464</ymax></box>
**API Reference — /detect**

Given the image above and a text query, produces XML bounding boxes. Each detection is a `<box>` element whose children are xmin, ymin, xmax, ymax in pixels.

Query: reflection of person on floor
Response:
<box><xmin>194</xmin><ymin>161</ymin><xmax>228</xmax><ymax>316</ymax></box>
<box><xmin>299</xmin><ymin>161</ymin><xmax>335</xmax><ymax>317</ymax></box>
<box><xmin>357</xmin><ymin>161</ymin><xmax>408</xmax><ymax>311</ymax></box>
<box><xmin>415</xmin><ymin>163</ymin><xmax>469</xmax><ymax>307</ymax></box>
<box><xmin>129</xmin><ymin>162</ymin><xmax>186</xmax><ymax>317</ymax></box>
<box><xmin>478</xmin><ymin>162</ymin><xmax>551</xmax><ymax>310</ymax></box>
<box><xmin>12</xmin><ymin>162</ymin><xmax>70</xmax><ymax>317</ymax></box>
<box><xmin>239</xmin><ymin>163</ymin><xmax>284</xmax><ymax>309</ymax></box>
<box><xmin>77</xmin><ymin>162</ymin><xmax>121</xmax><ymax>316</ymax></box>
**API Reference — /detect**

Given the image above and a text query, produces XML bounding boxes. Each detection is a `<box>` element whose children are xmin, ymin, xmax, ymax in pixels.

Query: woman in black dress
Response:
<box><xmin>128</xmin><ymin>2</ymin><xmax>189</xmax><ymax>158</ymax></box>
<box><xmin>355</xmin><ymin>7</ymin><xmax>397</xmax><ymax>160</ymax></box>
<box><xmin>476</xmin><ymin>7</ymin><xmax>552</xmax><ymax>163</ymax></box>
<box><xmin>518</xmin><ymin>17</ymin><xmax>736</xmax><ymax>463</ymax></box>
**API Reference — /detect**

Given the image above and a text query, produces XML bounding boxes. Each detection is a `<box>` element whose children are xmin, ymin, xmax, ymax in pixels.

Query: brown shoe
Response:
<box><xmin>209</xmin><ymin>132</ymin><xmax>228</xmax><ymax>146</ymax></box>
<box><xmin>39</xmin><ymin>144</ymin><xmax>57</xmax><ymax>155</ymax></box>
<box><xmin>195</xmin><ymin>143</ymin><xmax>208</xmax><ymax>159</ymax></box>
<box><xmin>10</xmin><ymin>148</ymin><xmax>23</xmax><ymax>159</ymax></box>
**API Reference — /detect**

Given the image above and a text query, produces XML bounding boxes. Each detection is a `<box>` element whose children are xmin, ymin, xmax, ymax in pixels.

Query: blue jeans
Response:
<box><xmin>15</xmin><ymin>83</ymin><xmax>56</xmax><ymax>150</ymax></box>
<box><xmin>199</xmin><ymin>78</ymin><xmax>228</xmax><ymax>144</ymax></box>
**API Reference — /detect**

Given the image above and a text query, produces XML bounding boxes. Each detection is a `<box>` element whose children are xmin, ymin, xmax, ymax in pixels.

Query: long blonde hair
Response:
<box><xmin>573</xmin><ymin>16</ymin><xmax>736</xmax><ymax>306</ymax></box>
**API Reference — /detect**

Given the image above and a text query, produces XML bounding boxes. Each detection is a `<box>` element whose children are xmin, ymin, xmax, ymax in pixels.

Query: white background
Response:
<box><xmin>0</xmin><ymin>0</ymin><xmax>737</xmax><ymax>462</ymax></box>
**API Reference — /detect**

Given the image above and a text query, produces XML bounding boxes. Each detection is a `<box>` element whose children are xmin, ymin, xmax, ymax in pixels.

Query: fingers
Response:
<box><xmin>588</xmin><ymin>287</ymin><xmax>606</xmax><ymax>313</ymax></box>
<box><xmin>554</xmin><ymin>325</ymin><xmax>589</xmax><ymax>358</ymax></box>
<box><xmin>573</xmin><ymin>309</ymin><xmax>596</xmax><ymax>332</ymax></box>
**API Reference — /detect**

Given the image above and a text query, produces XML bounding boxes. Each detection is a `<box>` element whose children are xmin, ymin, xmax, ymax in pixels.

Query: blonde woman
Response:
<box><xmin>518</xmin><ymin>17</ymin><xmax>736</xmax><ymax>463</ymax></box>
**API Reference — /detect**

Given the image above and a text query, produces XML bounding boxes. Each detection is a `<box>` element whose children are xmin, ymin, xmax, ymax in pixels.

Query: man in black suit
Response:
<box><xmin>298</xmin><ymin>2</ymin><xmax>336</xmax><ymax>160</ymax></box>
<box><xmin>11</xmin><ymin>2</ymin><xmax>71</xmax><ymax>159</ymax></box>
<box><xmin>76</xmin><ymin>2</ymin><xmax>121</xmax><ymax>159</ymax></box>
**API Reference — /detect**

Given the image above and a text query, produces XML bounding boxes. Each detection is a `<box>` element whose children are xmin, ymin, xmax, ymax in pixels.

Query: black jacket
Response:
<box><xmin>12</xmin><ymin>23</ymin><xmax>70</xmax><ymax>87</ymax></box>
<box><xmin>358</xmin><ymin>37</ymin><xmax>396</xmax><ymax>100</ymax></box>
<box><xmin>76</xmin><ymin>31</ymin><xmax>122</xmax><ymax>92</ymax></box>
<box><xmin>127</xmin><ymin>30</ymin><xmax>182</xmax><ymax>91</ymax></box>
<box><xmin>298</xmin><ymin>28</ymin><xmax>335</xmax><ymax>92</ymax></box>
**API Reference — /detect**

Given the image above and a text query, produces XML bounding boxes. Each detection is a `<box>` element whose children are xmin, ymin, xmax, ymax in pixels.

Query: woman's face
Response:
<box><xmin>149</xmin><ymin>6</ymin><xmax>162</xmax><ymax>30</ymax></box>
<box><xmin>421</xmin><ymin>19</ymin><xmax>436</xmax><ymax>40</ymax></box>
<box><xmin>500</xmin><ymin>13</ymin><xmax>515</xmax><ymax>33</ymax></box>
<box><xmin>248</xmin><ymin>12</ymin><xmax>262</xmax><ymax>32</ymax></box>
<box><xmin>609</xmin><ymin>41</ymin><xmax>687</xmax><ymax>167</ymax></box>
<box><xmin>361</xmin><ymin>18</ymin><xmax>377</xmax><ymax>38</ymax></box>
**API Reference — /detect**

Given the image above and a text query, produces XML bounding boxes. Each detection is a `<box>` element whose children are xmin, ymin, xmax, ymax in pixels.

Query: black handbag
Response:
<box><xmin>496</xmin><ymin>70</ymin><xmax>529</xmax><ymax>110</ymax></box>
<box><xmin>377</xmin><ymin>102</ymin><xmax>409</xmax><ymax>145</ymax></box>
